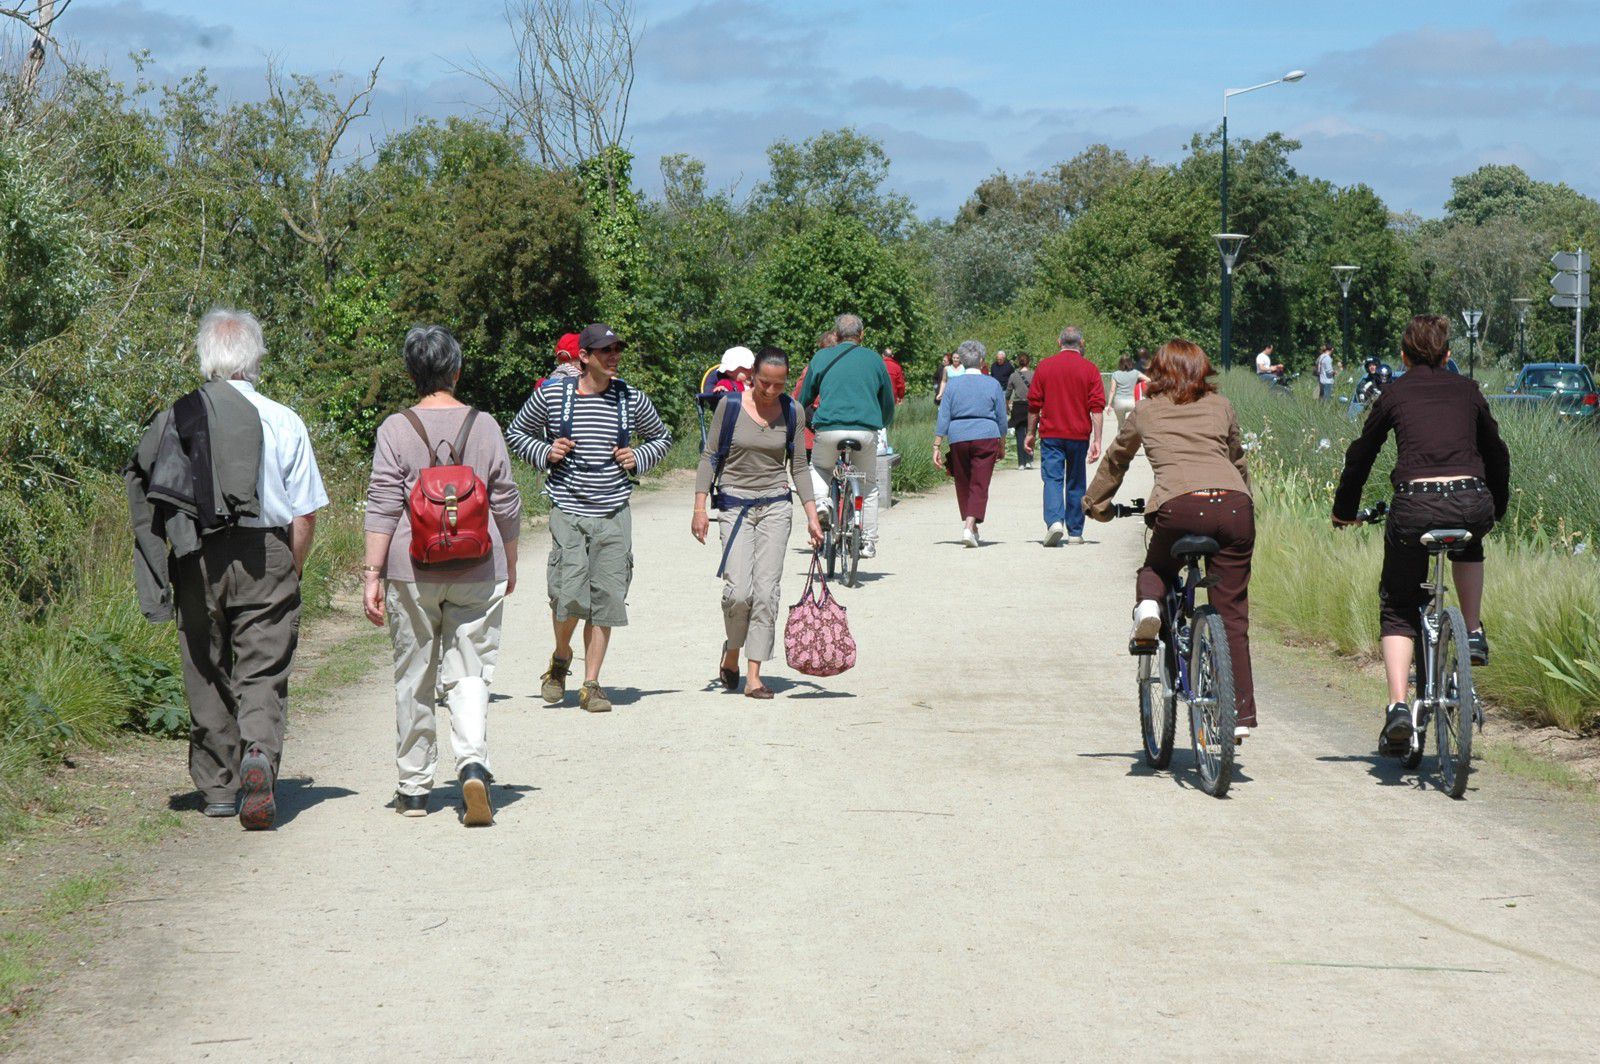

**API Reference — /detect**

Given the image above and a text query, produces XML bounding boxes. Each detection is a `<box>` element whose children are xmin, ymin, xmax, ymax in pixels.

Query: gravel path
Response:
<box><xmin>20</xmin><ymin>453</ymin><xmax>1600</xmax><ymax>1062</ymax></box>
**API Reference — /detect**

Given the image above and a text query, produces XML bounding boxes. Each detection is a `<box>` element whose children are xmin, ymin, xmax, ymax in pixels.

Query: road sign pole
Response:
<box><xmin>1579</xmin><ymin>249</ymin><xmax>1585</xmax><ymax>365</ymax></box>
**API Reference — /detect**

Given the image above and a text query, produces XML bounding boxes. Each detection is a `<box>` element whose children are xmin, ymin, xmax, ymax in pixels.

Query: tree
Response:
<box><xmin>956</xmin><ymin>146</ymin><xmax>1146</xmax><ymax>230</ymax></box>
<box><xmin>753</xmin><ymin>128</ymin><xmax>914</xmax><ymax>241</ymax></box>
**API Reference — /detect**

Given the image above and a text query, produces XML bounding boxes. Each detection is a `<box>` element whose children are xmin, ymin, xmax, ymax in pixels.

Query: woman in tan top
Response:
<box><xmin>692</xmin><ymin>348</ymin><xmax>823</xmax><ymax>699</ymax></box>
<box><xmin>1084</xmin><ymin>339</ymin><xmax>1258</xmax><ymax>734</ymax></box>
<box><xmin>362</xmin><ymin>325</ymin><xmax>522</xmax><ymax>824</ymax></box>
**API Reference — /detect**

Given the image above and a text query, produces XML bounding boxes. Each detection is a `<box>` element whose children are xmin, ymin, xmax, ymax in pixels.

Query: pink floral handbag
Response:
<box><xmin>784</xmin><ymin>553</ymin><xmax>857</xmax><ymax>677</ymax></box>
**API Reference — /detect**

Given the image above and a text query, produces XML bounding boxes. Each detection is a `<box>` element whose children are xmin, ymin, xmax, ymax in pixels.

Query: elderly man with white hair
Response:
<box><xmin>126</xmin><ymin>308</ymin><xmax>327</xmax><ymax>830</ymax></box>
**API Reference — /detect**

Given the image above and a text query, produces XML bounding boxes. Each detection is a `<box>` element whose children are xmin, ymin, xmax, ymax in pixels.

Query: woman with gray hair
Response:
<box><xmin>933</xmin><ymin>340</ymin><xmax>1008</xmax><ymax>547</ymax></box>
<box><xmin>362</xmin><ymin>325</ymin><xmax>523</xmax><ymax>825</ymax></box>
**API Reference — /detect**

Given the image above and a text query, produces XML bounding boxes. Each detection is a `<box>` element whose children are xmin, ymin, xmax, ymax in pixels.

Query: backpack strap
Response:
<box><xmin>711</xmin><ymin>393</ymin><xmax>740</xmax><ymax>493</ymax></box>
<box><xmin>613</xmin><ymin>379</ymin><xmax>631</xmax><ymax>447</ymax></box>
<box><xmin>778</xmin><ymin>393</ymin><xmax>797</xmax><ymax>464</ymax></box>
<box><xmin>556</xmin><ymin>377</ymin><xmax>577</xmax><ymax>440</ymax></box>
<box><xmin>449</xmin><ymin>409</ymin><xmax>479</xmax><ymax>465</ymax></box>
<box><xmin>403</xmin><ymin>408</ymin><xmax>478</xmax><ymax>467</ymax></box>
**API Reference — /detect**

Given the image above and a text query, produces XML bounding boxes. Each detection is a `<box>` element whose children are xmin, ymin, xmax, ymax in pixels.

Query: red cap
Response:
<box><xmin>555</xmin><ymin>332</ymin><xmax>581</xmax><ymax>362</ymax></box>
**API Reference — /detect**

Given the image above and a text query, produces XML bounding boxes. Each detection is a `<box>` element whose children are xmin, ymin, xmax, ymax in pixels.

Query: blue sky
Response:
<box><xmin>44</xmin><ymin>0</ymin><xmax>1600</xmax><ymax>218</ymax></box>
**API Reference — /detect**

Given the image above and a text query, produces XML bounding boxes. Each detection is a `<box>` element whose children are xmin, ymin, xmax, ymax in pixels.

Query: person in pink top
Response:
<box><xmin>1024</xmin><ymin>325</ymin><xmax>1106</xmax><ymax>546</ymax></box>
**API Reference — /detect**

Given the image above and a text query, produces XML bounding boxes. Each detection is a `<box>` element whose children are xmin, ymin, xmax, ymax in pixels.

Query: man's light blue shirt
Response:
<box><xmin>227</xmin><ymin>380</ymin><xmax>329</xmax><ymax>527</ymax></box>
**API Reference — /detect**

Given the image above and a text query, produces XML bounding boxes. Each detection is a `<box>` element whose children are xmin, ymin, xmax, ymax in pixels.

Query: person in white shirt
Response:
<box><xmin>1255</xmin><ymin>344</ymin><xmax>1283</xmax><ymax>383</ymax></box>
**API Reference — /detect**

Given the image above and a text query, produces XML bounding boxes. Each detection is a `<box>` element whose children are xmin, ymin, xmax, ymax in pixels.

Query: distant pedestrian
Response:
<box><xmin>934</xmin><ymin>341</ymin><xmax>1008</xmax><ymax>548</ymax></box>
<box><xmin>362</xmin><ymin>325</ymin><xmax>522</xmax><ymax>824</ymax></box>
<box><xmin>506</xmin><ymin>323</ymin><xmax>673</xmax><ymax>713</ymax></box>
<box><xmin>126</xmin><ymin>309</ymin><xmax>328</xmax><ymax>830</ymax></box>
<box><xmin>882</xmin><ymin>346</ymin><xmax>907</xmax><ymax>404</ymax></box>
<box><xmin>1316</xmin><ymin>343</ymin><xmax>1338</xmax><ymax>400</ymax></box>
<box><xmin>990</xmin><ymin>349</ymin><xmax>1015</xmax><ymax>393</ymax></box>
<box><xmin>692</xmin><ymin>348</ymin><xmax>823</xmax><ymax>698</ymax></box>
<box><xmin>1255</xmin><ymin>344</ymin><xmax>1284</xmax><ymax>384</ymax></box>
<box><xmin>1025</xmin><ymin>326</ymin><xmax>1106</xmax><ymax>546</ymax></box>
<box><xmin>1005</xmin><ymin>354</ymin><xmax>1034</xmax><ymax>468</ymax></box>
<box><xmin>934</xmin><ymin>352</ymin><xmax>954</xmax><ymax>404</ymax></box>
<box><xmin>791</xmin><ymin>328</ymin><xmax>837</xmax><ymax>457</ymax></box>
<box><xmin>1108</xmin><ymin>355</ymin><xmax>1149</xmax><ymax>430</ymax></box>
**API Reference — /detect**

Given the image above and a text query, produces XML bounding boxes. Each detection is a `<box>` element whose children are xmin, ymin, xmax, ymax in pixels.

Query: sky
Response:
<box><xmin>36</xmin><ymin>0</ymin><xmax>1600</xmax><ymax>219</ymax></box>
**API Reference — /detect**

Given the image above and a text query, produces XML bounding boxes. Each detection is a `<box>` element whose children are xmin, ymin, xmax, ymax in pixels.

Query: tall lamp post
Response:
<box><xmin>1219</xmin><ymin>68</ymin><xmax>1305</xmax><ymax>371</ymax></box>
<box><xmin>1511</xmin><ymin>297</ymin><xmax>1532</xmax><ymax>363</ymax></box>
<box><xmin>1462</xmin><ymin>309</ymin><xmax>1483</xmax><ymax>380</ymax></box>
<box><xmin>1216</xmin><ymin>234</ymin><xmax>1248</xmax><ymax>369</ymax></box>
<box><xmin>1332</xmin><ymin>265</ymin><xmax>1358</xmax><ymax>368</ymax></box>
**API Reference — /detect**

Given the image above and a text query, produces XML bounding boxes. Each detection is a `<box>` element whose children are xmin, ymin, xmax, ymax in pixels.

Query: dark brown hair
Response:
<box><xmin>1117</xmin><ymin>355</ymin><xmax>1135</xmax><ymax>371</ymax></box>
<box><xmin>1145</xmin><ymin>339</ymin><xmax>1217</xmax><ymax>405</ymax></box>
<box><xmin>1401</xmin><ymin>314</ymin><xmax>1450</xmax><ymax>367</ymax></box>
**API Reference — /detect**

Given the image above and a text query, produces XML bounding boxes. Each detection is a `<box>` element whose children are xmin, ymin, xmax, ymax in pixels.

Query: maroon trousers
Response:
<box><xmin>1136</xmin><ymin>491</ymin><xmax>1257</xmax><ymax>727</ymax></box>
<box><xmin>949</xmin><ymin>438</ymin><xmax>1002</xmax><ymax>523</ymax></box>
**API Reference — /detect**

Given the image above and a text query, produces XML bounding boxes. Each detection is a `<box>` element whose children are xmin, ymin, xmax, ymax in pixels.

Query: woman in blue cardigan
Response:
<box><xmin>933</xmin><ymin>340</ymin><xmax>1009</xmax><ymax>547</ymax></box>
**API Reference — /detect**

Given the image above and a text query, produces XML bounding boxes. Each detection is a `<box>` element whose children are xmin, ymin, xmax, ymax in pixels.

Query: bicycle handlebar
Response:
<box><xmin>1110</xmin><ymin>498</ymin><xmax>1146</xmax><ymax>518</ymax></box>
<box><xmin>1354</xmin><ymin>500</ymin><xmax>1388</xmax><ymax>525</ymax></box>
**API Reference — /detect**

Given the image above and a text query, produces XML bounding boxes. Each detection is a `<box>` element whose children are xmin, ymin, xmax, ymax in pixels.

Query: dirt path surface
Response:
<box><xmin>19</xmin><ymin>456</ymin><xmax>1600</xmax><ymax>1061</ymax></box>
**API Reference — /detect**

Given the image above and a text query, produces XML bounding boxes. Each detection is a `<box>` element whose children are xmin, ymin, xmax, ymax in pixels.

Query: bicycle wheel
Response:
<box><xmin>1434</xmin><ymin>606</ymin><xmax>1474</xmax><ymax>799</ymax></box>
<box><xmin>1189</xmin><ymin>606</ymin><xmax>1236</xmax><ymax>798</ymax></box>
<box><xmin>1138</xmin><ymin>641</ymin><xmax>1176</xmax><ymax>769</ymax></box>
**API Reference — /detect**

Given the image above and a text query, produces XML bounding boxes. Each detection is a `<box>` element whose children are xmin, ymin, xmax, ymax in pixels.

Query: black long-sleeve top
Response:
<box><xmin>1333</xmin><ymin>364</ymin><xmax>1511</xmax><ymax>520</ymax></box>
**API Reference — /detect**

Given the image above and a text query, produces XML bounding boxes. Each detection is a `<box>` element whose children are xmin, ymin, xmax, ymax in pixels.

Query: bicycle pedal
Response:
<box><xmin>1128</xmin><ymin>638</ymin><xmax>1158</xmax><ymax>656</ymax></box>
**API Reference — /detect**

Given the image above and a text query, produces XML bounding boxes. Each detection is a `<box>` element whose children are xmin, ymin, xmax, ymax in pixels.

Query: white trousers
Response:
<box><xmin>386</xmin><ymin>579</ymin><xmax>505</xmax><ymax>795</ymax></box>
<box><xmin>810</xmin><ymin>429</ymin><xmax>881</xmax><ymax>547</ymax></box>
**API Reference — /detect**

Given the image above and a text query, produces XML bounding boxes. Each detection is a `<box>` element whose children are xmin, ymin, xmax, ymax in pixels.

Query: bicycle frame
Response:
<box><xmin>1411</xmin><ymin>547</ymin><xmax>1479</xmax><ymax>737</ymax></box>
<box><xmin>829</xmin><ymin>453</ymin><xmax>864</xmax><ymax>535</ymax></box>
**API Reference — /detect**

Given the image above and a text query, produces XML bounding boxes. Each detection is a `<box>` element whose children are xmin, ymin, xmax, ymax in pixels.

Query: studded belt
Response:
<box><xmin>1396</xmin><ymin>478</ymin><xmax>1484</xmax><ymax>495</ymax></box>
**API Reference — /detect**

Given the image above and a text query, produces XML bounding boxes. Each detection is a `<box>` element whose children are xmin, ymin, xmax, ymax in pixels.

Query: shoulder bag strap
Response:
<box><xmin>809</xmin><ymin>343</ymin><xmax>860</xmax><ymax>398</ymax></box>
<box><xmin>778</xmin><ymin>393</ymin><xmax>797</xmax><ymax>463</ymax></box>
<box><xmin>713</xmin><ymin>393</ymin><xmax>740</xmax><ymax>485</ymax></box>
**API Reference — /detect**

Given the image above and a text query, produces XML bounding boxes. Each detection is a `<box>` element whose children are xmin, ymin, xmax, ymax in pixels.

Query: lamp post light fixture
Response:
<box><xmin>1511</xmin><ymin>297</ymin><xmax>1533</xmax><ymax>363</ymax></box>
<box><xmin>1462</xmin><ymin>308</ymin><xmax>1484</xmax><ymax>380</ymax></box>
<box><xmin>1332</xmin><ymin>265</ymin><xmax>1358</xmax><ymax>369</ymax></box>
<box><xmin>1218</xmin><ymin>68</ymin><xmax>1305</xmax><ymax>371</ymax></box>
<box><xmin>1215</xmin><ymin>234</ymin><xmax>1249</xmax><ymax>370</ymax></box>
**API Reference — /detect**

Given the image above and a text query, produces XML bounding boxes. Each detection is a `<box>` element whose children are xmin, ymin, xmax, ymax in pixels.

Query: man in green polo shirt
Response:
<box><xmin>798</xmin><ymin>313</ymin><xmax>897</xmax><ymax>558</ymax></box>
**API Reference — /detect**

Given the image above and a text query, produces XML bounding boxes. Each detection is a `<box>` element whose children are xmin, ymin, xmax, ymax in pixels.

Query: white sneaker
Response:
<box><xmin>1069</xmin><ymin>535</ymin><xmax>1086</xmax><ymax>545</ymax></box>
<box><xmin>962</xmin><ymin>527</ymin><xmax>979</xmax><ymax>548</ymax></box>
<box><xmin>1130</xmin><ymin>599</ymin><xmax>1161</xmax><ymax>642</ymax></box>
<box><xmin>1234</xmin><ymin>726</ymin><xmax>1251</xmax><ymax>743</ymax></box>
<box><xmin>860</xmin><ymin>543</ymin><xmax>876</xmax><ymax>559</ymax></box>
<box><xmin>1044</xmin><ymin>522</ymin><xmax>1065</xmax><ymax>547</ymax></box>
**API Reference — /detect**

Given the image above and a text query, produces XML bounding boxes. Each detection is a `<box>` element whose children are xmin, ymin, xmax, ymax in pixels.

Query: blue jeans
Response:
<box><xmin>1040</xmin><ymin>438</ymin><xmax>1088</xmax><ymax>535</ymax></box>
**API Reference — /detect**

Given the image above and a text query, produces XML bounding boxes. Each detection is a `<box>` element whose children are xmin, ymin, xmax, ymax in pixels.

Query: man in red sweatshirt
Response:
<box><xmin>1024</xmin><ymin>326</ymin><xmax>1105</xmax><ymax>546</ymax></box>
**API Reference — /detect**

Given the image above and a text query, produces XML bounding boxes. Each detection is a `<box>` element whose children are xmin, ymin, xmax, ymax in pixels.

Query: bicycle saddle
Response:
<box><xmin>836</xmin><ymin>439</ymin><xmax>862</xmax><ymax>452</ymax></box>
<box><xmin>1170</xmin><ymin>535</ymin><xmax>1220</xmax><ymax>559</ymax></box>
<box><xmin>1420</xmin><ymin>528</ymin><xmax>1472</xmax><ymax>550</ymax></box>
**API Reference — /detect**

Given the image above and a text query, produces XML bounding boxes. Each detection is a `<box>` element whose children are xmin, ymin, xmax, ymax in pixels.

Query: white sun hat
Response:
<box><xmin>719</xmin><ymin>346</ymin><xmax>756</xmax><ymax>373</ymax></box>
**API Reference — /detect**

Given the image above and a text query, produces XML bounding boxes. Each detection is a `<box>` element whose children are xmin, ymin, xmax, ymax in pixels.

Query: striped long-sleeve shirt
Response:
<box><xmin>505</xmin><ymin>377</ymin><xmax>672</xmax><ymax>517</ymax></box>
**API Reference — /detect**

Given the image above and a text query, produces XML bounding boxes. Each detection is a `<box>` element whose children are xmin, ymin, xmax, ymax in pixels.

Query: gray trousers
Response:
<box><xmin>171</xmin><ymin>527</ymin><xmax>301</xmax><ymax>804</ymax></box>
<box><xmin>386</xmin><ymin>579</ymin><xmax>505</xmax><ymax>795</ymax></box>
<box><xmin>809</xmin><ymin>429</ymin><xmax>880</xmax><ymax>547</ymax></box>
<box><xmin>719</xmin><ymin>500</ymin><xmax>792</xmax><ymax>662</ymax></box>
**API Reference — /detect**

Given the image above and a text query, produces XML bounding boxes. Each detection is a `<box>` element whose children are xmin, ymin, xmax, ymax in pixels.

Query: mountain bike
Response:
<box><xmin>1114</xmin><ymin>500</ymin><xmax>1236</xmax><ymax>797</ymax></box>
<box><xmin>822</xmin><ymin>438</ymin><xmax>865</xmax><ymax>588</ymax></box>
<box><xmin>1355</xmin><ymin>501</ymin><xmax>1480</xmax><ymax>798</ymax></box>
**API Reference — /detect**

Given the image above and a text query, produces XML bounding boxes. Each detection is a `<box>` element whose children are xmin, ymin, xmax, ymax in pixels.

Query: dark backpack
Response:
<box><xmin>552</xmin><ymin>375</ymin><xmax>632</xmax><ymax>449</ymax></box>
<box><xmin>403</xmin><ymin>409</ymin><xmax>491</xmax><ymax>565</ymax></box>
<box><xmin>710</xmin><ymin>392</ymin><xmax>797</xmax><ymax>507</ymax></box>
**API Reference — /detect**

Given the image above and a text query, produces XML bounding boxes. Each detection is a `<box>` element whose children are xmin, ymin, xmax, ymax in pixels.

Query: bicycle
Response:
<box><xmin>822</xmin><ymin>438</ymin><xmax>865</xmax><ymax>588</ymax></box>
<box><xmin>1113</xmin><ymin>500</ymin><xmax>1237</xmax><ymax>797</ymax></box>
<box><xmin>1354</xmin><ymin>500</ymin><xmax>1480</xmax><ymax>798</ymax></box>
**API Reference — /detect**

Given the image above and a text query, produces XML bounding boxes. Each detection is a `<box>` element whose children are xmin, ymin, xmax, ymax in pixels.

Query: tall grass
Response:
<box><xmin>887</xmin><ymin>397</ymin><xmax>944</xmax><ymax>495</ymax></box>
<box><xmin>1226</xmin><ymin>370</ymin><xmax>1600</xmax><ymax>732</ymax></box>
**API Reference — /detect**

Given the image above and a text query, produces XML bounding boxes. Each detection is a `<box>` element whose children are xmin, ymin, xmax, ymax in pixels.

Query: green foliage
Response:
<box><xmin>940</xmin><ymin>292</ymin><xmax>1128</xmax><ymax>372</ymax></box>
<box><xmin>754</xmin><ymin>128</ymin><xmax>914</xmax><ymax>241</ymax></box>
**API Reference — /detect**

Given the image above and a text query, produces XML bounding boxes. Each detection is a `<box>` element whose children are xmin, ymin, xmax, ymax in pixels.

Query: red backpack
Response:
<box><xmin>402</xmin><ymin>409</ymin><xmax>491</xmax><ymax>565</ymax></box>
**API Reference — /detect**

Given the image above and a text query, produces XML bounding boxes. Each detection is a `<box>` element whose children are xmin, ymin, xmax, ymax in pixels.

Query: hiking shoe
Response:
<box><xmin>1130</xmin><ymin>599</ymin><xmax>1161</xmax><ymax>644</ymax></box>
<box><xmin>541</xmin><ymin>654</ymin><xmax>572</xmax><ymax>705</ymax></box>
<box><xmin>394</xmin><ymin>792</ymin><xmax>428</xmax><ymax>817</ymax></box>
<box><xmin>1044</xmin><ymin>522</ymin><xmax>1065</xmax><ymax>547</ymax></box>
<box><xmin>202</xmin><ymin>799</ymin><xmax>237</xmax><ymax>818</ymax></box>
<box><xmin>238</xmin><ymin>744</ymin><xmax>276</xmax><ymax>831</ymax></box>
<box><xmin>1468</xmin><ymin>627</ymin><xmax>1489</xmax><ymax>667</ymax></box>
<box><xmin>580</xmin><ymin>681</ymin><xmax>612</xmax><ymax>713</ymax></box>
<box><xmin>459</xmin><ymin>763</ymin><xmax>493</xmax><ymax>827</ymax></box>
<box><xmin>1379</xmin><ymin>702</ymin><xmax>1413</xmax><ymax>756</ymax></box>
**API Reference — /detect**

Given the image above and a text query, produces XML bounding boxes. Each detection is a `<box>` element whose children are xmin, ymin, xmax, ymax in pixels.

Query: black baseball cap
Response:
<box><xmin>579</xmin><ymin>323</ymin><xmax>624</xmax><ymax>350</ymax></box>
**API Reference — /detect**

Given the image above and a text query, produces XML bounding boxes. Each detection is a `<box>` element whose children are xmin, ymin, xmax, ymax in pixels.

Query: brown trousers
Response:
<box><xmin>172</xmin><ymin>527</ymin><xmax>301</xmax><ymax>803</ymax></box>
<box><xmin>1136</xmin><ymin>491</ymin><xmax>1257</xmax><ymax>727</ymax></box>
<box><xmin>949</xmin><ymin>438</ymin><xmax>1003</xmax><ymax>523</ymax></box>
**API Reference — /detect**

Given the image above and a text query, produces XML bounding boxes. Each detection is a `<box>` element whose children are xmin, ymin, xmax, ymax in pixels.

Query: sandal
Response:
<box><xmin>744</xmin><ymin>686</ymin><xmax>774</xmax><ymax>700</ymax></box>
<box><xmin>719</xmin><ymin>661</ymin><xmax>740</xmax><ymax>691</ymax></box>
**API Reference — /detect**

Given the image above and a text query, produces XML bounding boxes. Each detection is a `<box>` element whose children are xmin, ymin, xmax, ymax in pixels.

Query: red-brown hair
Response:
<box><xmin>1144</xmin><ymin>339</ymin><xmax>1217</xmax><ymax>405</ymax></box>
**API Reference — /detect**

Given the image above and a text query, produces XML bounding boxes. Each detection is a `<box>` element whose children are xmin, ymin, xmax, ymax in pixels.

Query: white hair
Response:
<box><xmin>956</xmin><ymin>339</ymin><xmax>986</xmax><ymax>369</ymax></box>
<box><xmin>834</xmin><ymin>313</ymin><xmax>864</xmax><ymax>341</ymax></box>
<box><xmin>196</xmin><ymin>308</ymin><xmax>266</xmax><ymax>383</ymax></box>
<box><xmin>1059</xmin><ymin>325</ymin><xmax>1084</xmax><ymax>350</ymax></box>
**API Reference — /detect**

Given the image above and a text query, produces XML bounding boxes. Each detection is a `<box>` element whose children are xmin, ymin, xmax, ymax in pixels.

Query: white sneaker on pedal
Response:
<box><xmin>1234</xmin><ymin>726</ymin><xmax>1251</xmax><ymax>743</ymax></box>
<box><xmin>1044</xmin><ymin>522</ymin><xmax>1065</xmax><ymax>547</ymax></box>
<box><xmin>860</xmin><ymin>543</ymin><xmax>876</xmax><ymax>559</ymax></box>
<box><xmin>1130</xmin><ymin>599</ymin><xmax>1160</xmax><ymax>643</ymax></box>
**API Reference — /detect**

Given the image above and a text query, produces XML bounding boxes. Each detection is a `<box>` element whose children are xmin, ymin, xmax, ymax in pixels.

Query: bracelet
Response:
<box><xmin>360</xmin><ymin>564</ymin><xmax>382</xmax><ymax>574</ymax></box>
<box><xmin>693</xmin><ymin>508</ymin><xmax>707</xmax><ymax>515</ymax></box>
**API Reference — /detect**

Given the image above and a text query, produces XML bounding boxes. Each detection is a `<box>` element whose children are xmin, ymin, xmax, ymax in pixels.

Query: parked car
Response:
<box><xmin>1491</xmin><ymin>363</ymin><xmax>1599</xmax><ymax>420</ymax></box>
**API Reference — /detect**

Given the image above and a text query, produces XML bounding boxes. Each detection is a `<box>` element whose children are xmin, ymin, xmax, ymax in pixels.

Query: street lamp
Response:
<box><xmin>1219</xmin><ymin>68</ymin><xmax>1305</xmax><ymax>370</ymax></box>
<box><xmin>1511</xmin><ymin>297</ymin><xmax>1532</xmax><ymax>363</ymax></box>
<box><xmin>1216</xmin><ymin>233</ymin><xmax>1248</xmax><ymax>369</ymax></box>
<box><xmin>1462</xmin><ymin>309</ymin><xmax>1483</xmax><ymax>379</ymax></box>
<box><xmin>1332</xmin><ymin>265</ymin><xmax>1358</xmax><ymax>369</ymax></box>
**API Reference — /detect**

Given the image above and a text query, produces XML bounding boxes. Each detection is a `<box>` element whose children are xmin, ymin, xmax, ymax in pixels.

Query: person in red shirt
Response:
<box><xmin>1024</xmin><ymin>326</ymin><xmax>1106</xmax><ymax>546</ymax></box>
<box><xmin>882</xmin><ymin>346</ymin><xmax>907</xmax><ymax>404</ymax></box>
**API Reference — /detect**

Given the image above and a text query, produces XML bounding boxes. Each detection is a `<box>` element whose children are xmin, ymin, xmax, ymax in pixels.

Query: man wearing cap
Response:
<box><xmin>506</xmin><ymin>323</ymin><xmax>672</xmax><ymax>712</ymax></box>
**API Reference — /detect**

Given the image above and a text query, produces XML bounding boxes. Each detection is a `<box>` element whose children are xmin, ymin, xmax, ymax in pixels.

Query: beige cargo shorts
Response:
<box><xmin>547</xmin><ymin>505</ymin><xmax>633</xmax><ymax>627</ymax></box>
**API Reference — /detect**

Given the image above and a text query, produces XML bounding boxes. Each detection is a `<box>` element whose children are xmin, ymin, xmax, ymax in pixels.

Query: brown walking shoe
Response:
<box><xmin>579</xmin><ymin>680</ymin><xmax>612</xmax><ymax>713</ymax></box>
<box><xmin>541</xmin><ymin>654</ymin><xmax>571</xmax><ymax>705</ymax></box>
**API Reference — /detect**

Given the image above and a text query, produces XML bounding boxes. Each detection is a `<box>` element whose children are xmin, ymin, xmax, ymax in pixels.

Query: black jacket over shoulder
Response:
<box><xmin>1333</xmin><ymin>364</ymin><xmax>1511</xmax><ymax>521</ymax></box>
